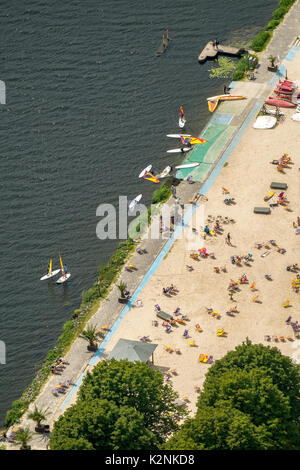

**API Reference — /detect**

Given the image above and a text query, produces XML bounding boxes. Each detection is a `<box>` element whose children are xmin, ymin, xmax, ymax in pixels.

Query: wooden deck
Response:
<box><xmin>198</xmin><ymin>41</ymin><xmax>246</xmax><ymax>63</ymax></box>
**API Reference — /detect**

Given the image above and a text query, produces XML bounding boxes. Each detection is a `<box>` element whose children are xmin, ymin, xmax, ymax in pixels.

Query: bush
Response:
<box><xmin>5</xmin><ymin>399</ymin><xmax>28</xmax><ymax>428</ymax></box>
<box><xmin>272</xmin><ymin>6</ymin><xmax>288</xmax><ymax>19</ymax></box>
<box><xmin>152</xmin><ymin>184</ymin><xmax>171</xmax><ymax>204</ymax></box>
<box><xmin>231</xmin><ymin>69</ymin><xmax>244</xmax><ymax>81</ymax></box>
<box><xmin>264</xmin><ymin>19</ymin><xmax>280</xmax><ymax>31</ymax></box>
<box><xmin>251</xmin><ymin>31</ymin><xmax>271</xmax><ymax>52</ymax></box>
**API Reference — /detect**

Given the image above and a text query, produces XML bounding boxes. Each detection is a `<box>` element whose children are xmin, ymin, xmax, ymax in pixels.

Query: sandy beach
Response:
<box><xmin>4</xmin><ymin>2</ymin><xmax>300</xmax><ymax>448</ymax></box>
<box><xmin>102</xmin><ymin>99</ymin><xmax>300</xmax><ymax>415</ymax></box>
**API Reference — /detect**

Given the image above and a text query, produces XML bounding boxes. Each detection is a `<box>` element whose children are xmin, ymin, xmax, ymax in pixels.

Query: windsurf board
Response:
<box><xmin>139</xmin><ymin>165</ymin><xmax>152</xmax><ymax>178</ymax></box>
<box><xmin>175</xmin><ymin>163</ymin><xmax>199</xmax><ymax>169</ymax></box>
<box><xmin>167</xmin><ymin>147</ymin><xmax>192</xmax><ymax>154</ymax></box>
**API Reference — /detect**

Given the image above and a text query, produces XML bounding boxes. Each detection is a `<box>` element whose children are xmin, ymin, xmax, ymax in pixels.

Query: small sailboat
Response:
<box><xmin>179</xmin><ymin>106</ymin><xmax>186</xmax><ymax>128</ymax></box>
<box><xmin>56</xmin><ymin>252</ymin><xmax>71</xmax><ymax>284</ymax></box>
<box><xmin>40</xmin><ymin>258</ymin><xmax>60</xmax><ymax>281</ymax></box>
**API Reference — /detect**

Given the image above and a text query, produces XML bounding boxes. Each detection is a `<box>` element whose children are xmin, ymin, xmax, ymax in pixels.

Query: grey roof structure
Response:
<box><xmin>107</xmin><ymin>338</ymin><xmax>158</xmax><ymax>363</ymax></box>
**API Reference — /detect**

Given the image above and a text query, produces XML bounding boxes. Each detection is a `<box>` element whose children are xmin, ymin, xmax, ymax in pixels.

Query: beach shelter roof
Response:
<box><xmin>107</xmin><ymin>338</ymin><xmax>158</xmax><ymax>363</ymax></box>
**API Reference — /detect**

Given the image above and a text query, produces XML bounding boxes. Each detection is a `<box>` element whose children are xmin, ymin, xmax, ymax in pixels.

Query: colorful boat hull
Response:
<box><xmin>207</xmin><ymin>95</ymin><xmax>245</xmax><ymax>112</ymax></box>
<box><xmin>265</xmin><ymin>98</ymin><xmax>296</xmax><ymax>108</ymax></box>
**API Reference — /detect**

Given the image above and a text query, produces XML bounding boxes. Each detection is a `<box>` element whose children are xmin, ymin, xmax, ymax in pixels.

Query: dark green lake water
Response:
<box><xmin>0</xmin><ymin>0</ymin><xmax>277</xmax><ymax>423</ymax></box>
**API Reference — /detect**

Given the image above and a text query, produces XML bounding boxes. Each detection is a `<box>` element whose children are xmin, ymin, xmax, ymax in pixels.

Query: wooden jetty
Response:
<box><xmin>198</xmin><ymin>40</ymin><xmax>246</xmax><ymax>63</ymax></box>
<box><xmin>156</xmin><ymin>37</ymin><xmax>172</xmax><ymax>57</ymax></box>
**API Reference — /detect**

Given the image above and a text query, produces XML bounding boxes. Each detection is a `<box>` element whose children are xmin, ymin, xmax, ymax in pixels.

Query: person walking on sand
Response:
<box><xmin>226</xmin><ymin>232</ymin><xmax>231</xmax><ymax>245</ymax></box>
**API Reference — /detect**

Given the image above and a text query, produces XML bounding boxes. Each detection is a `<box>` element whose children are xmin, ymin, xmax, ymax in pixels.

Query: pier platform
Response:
<box><xmin>198</xmin><ymin>40</ymin><xmax>246</xmax><ymax>63</ymax></box>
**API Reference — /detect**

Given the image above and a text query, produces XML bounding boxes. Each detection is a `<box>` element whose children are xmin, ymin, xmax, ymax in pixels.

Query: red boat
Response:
<box><xmin>275</xmin><ymin>87</ymin><xmax>293</xmax><ymax>95</ymax></box>
<box><xmin>265</xmin><ymin>97</ymin><xmax>296</xmax><ymax>108</ymax></box>
<box><xmin>279</xmin><ymin>79</ymin><xmax>296</xmax><ymax>87</ymax></box>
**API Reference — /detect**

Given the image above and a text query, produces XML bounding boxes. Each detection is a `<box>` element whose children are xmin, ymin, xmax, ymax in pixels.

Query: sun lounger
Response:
<box><xmin>254</xmin><ymin>207</ymin><xmax>271</xmax><ymax>214</ymax></box>
<box><xmin>198</xmin><ymin>354</ymin><xmax>204</xmax><ymax>362</ymax></box>
<box><xmin>217</xmin><ymin>328</ymin><xmax>225</xmax><ymax>336</ymax></box>
<box><xmin>270</xmin><ymin>182</ymin><xmax>288</xmax><ymax>190</ymax></box>
<box><xmin>202</xmin><ymin>355</ymin><xmax>209</xmax><ymax>363</ymax></box>
<box><xmin>207</xmin><ymin>356</ymin><xmax>213</xmax><ymax>364</ymax></box>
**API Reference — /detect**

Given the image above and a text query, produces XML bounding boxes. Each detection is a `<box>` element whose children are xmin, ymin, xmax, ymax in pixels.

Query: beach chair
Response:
<box><xmin>174</xmin><ymin>307</ymin><xmax>181</xmax><ymax>315</ymax></box>
<box><xmin>279</xmin><ymin>336</ymin><xmax>285</xmax><ymax>342</ymax></box>
<box><xmin>285</xmin><ymin>316</ymin><xmax>292</xmax><ymax>324</ymax></box>
<box><xmin>189</xmin><ymin>340</ymin><xmax>195</xmax><ymax>347</ymax></box>
<box><xmin>265</xmin><ymin>274</ymin><xmax>272</xmax><ymax>281</ymax></box>
<box><xmin>195</xmin><ymin>324</ymin><xmax>202</xmax><ymax>332</ymax></box>
<box><xmin>252</xmin><ymin>295</ymin><xmax>259</xmax><ymax>302</ymax></box>
<box><xmin>164</xmin><ymin>345</ymin><xmax>173</xmax><ymax>353</ymax></box>
<box><xmin>176</xmin><ymin>318</ymin><xmax>184</xmax><ymax>324</ymax></box>
<box><xmin>198</xmin><ymin>354</ymin><xmax>204</xmax><ymax>362</ymax></box>
<box><xmin>212</xmin><ymin>311</ymin><xmax>220</xmax><ymax>319</ymax></box>
<box><xmin>250</xmin><ymin>282</ymin><xmax>256</xmax><ymax>291</ymax></box>
<box><xmin>152</xmin><ymin>320</ymin><xmax>159</xmax><ymax>327</ymax></box>
<box><xmin>175</xmin><ymin>348</ymin><xmax>181</xmax><ymax>354</ymax></box>
<box><xmin>207</xmin><ymin>356</ymin><xmax>213</xmax><ymax>364</ymax></box>
<box><xmin>165</xmin><ymin>325</ymin><xmax>172</xmax><ymax>333</ymax></box>
<box><xmin>154</xmin><ymin>304</ymin><xmax>161</xmax><ymax>312</ymax></box>
<box><xmin>183</xmin><ymin>329</ymin><xmax>189</xmax><ymax>338</ymax></box>
<box><xmin>194</xmin><ymin>385</ymin><xmax>201</xmax><ymax>392</ymax></box>
<box><xmin>202</xmin><ymin>355</ymin><xmax>209</xmax><ymax>363</ymax></box>
<box><xmin>264</xmin><ymin>335</ymin><xmax>271</xmax><ymax>341</ymax></box>
<box><xmin>283</xmin><ymin>299</ymin><xmax>290</xmax><ymax>308</ymax></box>
<box><xmin>186</xmin><ymin>265</ymin><xmax>194</xmax><ymax>271</ymax></box>
<box><xmin>222</xmin><ymin>187</ymin><xmax>230</xmax><ymax>194</ymax></box>
<box><xmin>217</xmin><ymin>328</ymin><xmax>225</xmax><ymax>337</ymax></box>
<box><xmin>214</xmin><ymin>266</ymin><xmax>220</xmax><ymax>273</ymax></box>
<box><xmin>272</xmin><ymin>335</ymin><xmax>279</xmax><ymax>342</ymax></box>
<box><xmin>139</xmin><ymin>336</ymin><xmax>149</xmax><ymax>342</ymax></box>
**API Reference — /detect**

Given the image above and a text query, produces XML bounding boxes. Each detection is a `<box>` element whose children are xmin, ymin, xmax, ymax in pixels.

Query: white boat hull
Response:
<box><xmin>179</xmin><ymin>116</ymin><xmax>186</xmax><ymax>128</ymax></box>
<box><xmin>175</xmin><ymin>163</ymin><xmax>199</xmax><ymax>169</ymax></box>
<box><xmin>167</xmin><ymin>147</ymin><xmax>191</xmax><ymax>154</ymax></box>
<box><xmin>40</xmin><ymin>269</ymin><xmax>61</xmax><ymax>281</ymax></box>
<box><xmin>138</xmin><ymin>165</ymin><xmax>152</xmax><ymax>178</ymax></box>
<box><xmin>166</xmin><ymin>134</ymin><xmax>191</xmax><ymax>138</ymax></box>
<box><xmin>56</xmin><ymin>273</ymin><xmax>71</xmax><ymax>284</ymax></box>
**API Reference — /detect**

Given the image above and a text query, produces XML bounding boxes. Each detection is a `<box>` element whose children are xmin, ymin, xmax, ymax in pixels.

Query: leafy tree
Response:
<box><xmin>78</xmin><ymin>359</ymin><xmax>186</xmax><ymax>446</ymax></box>
<box><xmin>208</xmin><ymin>57</ymin><xmax>236</xmax><ymax>79</ymax></box>
<box><xmin>164</xmin><ymin>341</ymin><xmax>300</xmax><ymax>450</ymax></box>
<box><xmin>205</xmin><ymin>339</ymin><xmax>300</xmax><ymax>416</ymax></box>
<box><xmin>163</xmin><ymin>406</ymin><xmax>269</xmax><ymax>450</ymax></box>
<box><xmin>50</xmin><ymin>398</ymin><xmax>156</xmax><ymax>450</ymax></box>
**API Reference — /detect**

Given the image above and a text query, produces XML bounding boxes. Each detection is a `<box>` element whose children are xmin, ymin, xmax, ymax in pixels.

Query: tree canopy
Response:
<box><xmin>50</xmin><ymin>359</ymin><xmax>187</xmax><ymax>450</ymax></box>
<box><xmin>208</xmin><ymin>57</ymin><xmax>236</xmax><ymax>79</ymax></box>
<box><xmin>50</xmin><ymin>399</ymin><xmax>155</xmax><ymax>450</ymax></box>
<box><xmin>163</xmin><ymin>340</ymin><xmax>300</xmax><ymax>450</ymax></box>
